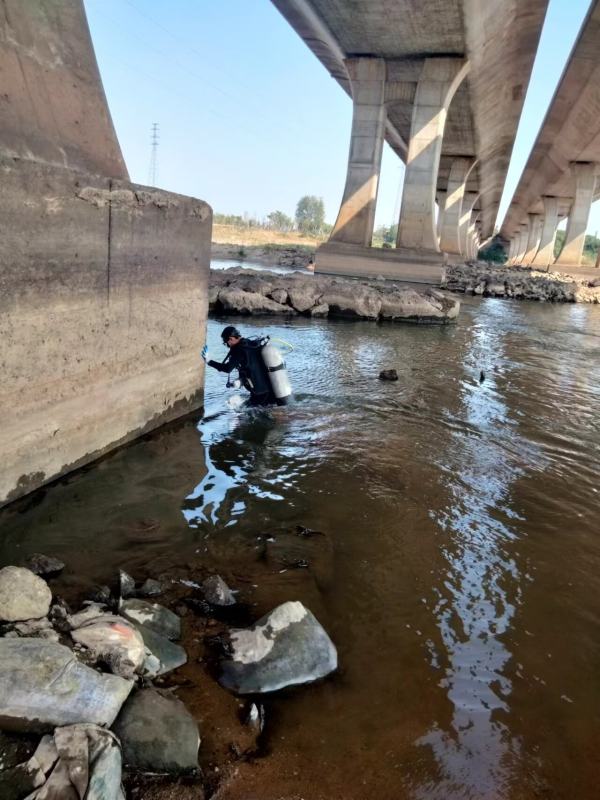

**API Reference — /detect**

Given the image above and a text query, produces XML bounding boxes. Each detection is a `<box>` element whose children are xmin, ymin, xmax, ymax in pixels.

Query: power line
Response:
<box><xmin>148</xmin><ymin>122</ymin><xmax>159</xmax><ymax>186</ymax></box>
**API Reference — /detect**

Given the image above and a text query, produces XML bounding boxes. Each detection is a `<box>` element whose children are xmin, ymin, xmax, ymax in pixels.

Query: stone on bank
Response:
<box><xmin>0</xmin><ymin>567</ymin><xmax>52</xmax><ymax>622</ymax></box>
<box><xmin>219</xmin><ymin>601</ymin><xmax>337</xmax><ymax>694</ymax></box>
<box><xmin>0</xmin><ymin>639</ymin><xmax>133</xmax><ymax>732</ymax></box>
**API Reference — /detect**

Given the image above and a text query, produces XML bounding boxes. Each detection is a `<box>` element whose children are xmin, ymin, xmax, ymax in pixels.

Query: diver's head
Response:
<box><xmin>221</xmin><ymin>325</ymin><xmax>241</xmax><ymax>347</ymax></box>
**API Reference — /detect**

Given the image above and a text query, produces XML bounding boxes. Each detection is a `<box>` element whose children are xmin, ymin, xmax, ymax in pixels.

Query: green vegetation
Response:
<box><xmin>295</xmin><ymin>195</ymin><xmax>326</xmax><ymax>236</ymax></box>
<box><xmin>478</xmin><ymin>239</ymin><xmax>506</xmax><ymax>263</ymax></box>
<box><xmin>266</xmin><ymin>210</ymin><xmax>294</xmax><ymax>232</ymax></box>
<box><xmin>214</xmin><ymin>195</ymin><xmax>329</xmax><ymax>237</ymax></box>
<box><xmin>373</xmin><ymin>223</ymin><xmax>398</xmax><ymax>247</ymax></box>
<box><xmin>554</xmin><ymin>230</ymin><xmax>600</xmax><ymax>264</ymax></box>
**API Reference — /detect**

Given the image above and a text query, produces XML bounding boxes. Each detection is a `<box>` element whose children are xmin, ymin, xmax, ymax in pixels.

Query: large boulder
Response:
<box><xmin>219</xmin><ymin>601</ymin><xmax>337</xmax><ymax>694</ymax></box>
<box><xmin>379</xmin><ymin>288</ymin><xmax>459</xmax><ymax>322</ymax></box>
<box><xmin>113</xmin><ymin>689</ymin><xmax>199</xmax><ymax>774</ymax></box>
<box><xmin>120</xmin><ymin>598</ymin><xmax>181</xmax><ymax>640</ymax></box>
<box><xmin>0</xmin><ymin>640</ymin><xmax>133</xmax><ymax>732</ymax></box>
<box><xmin>287</xmin><ymin>282</ymin><xmax>323</xmax><ymax>313</ymax></box>
<box><xmin>218</xmin><ymin>287</ymin><xmax>295</xmax><ymax>315</ymax></box>
<box><xmin>321</xmin><ymin>284</ymin><xmax>382</xmax><ymax>319</ymax></box>
<box><xmin>0</xmin><ymin>566</ymin><xmax>52</xmax><ymax>622</ymax></box>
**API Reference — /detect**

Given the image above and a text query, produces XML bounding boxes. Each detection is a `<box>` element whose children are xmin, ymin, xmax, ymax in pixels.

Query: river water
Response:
<box><xmin>1</xmin><ymin>273</ymin><xmax>600</xmax><ymax>799</ymax></box>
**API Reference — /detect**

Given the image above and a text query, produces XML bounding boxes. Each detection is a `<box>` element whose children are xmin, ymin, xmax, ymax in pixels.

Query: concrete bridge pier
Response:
<box><xmin>317</xmin><ymin>56</ymin><xmax>469</xmax><ymax>282</ymax></box>
<box><xmin>460</xmin><ymin>193</ymin><xmax>479</xmax><ymax>259</ymax></box>
<box><xmin>507</xmin><ymin>237</ymin><xmax>519</xmax><ymax>264</ymax></box>
<box><xmin>522</xmin><ymin>213</ymin><xmax>544</xmax><ymax>265</ymax></box>
<box><xmin>396</xmin><ymin>58</ymin><xmax>469</xmax><ymax>252</ymax></box>
<box><xmin>515</xmin><ymin>222</ymin><xmax>530</xmax><ymax>264</ymax></box>
<box><xmin>439</xmin><ymin>158</ymin><xmax>476</xmax><ymax>257</ymax></box>
<box><xmin>329</xmin><ymin>57</ymin><xmax>387</xmax><ymax>247</ymax></box>
<box><xmin>554</xmin><ymin>163</ymin><xmax>598</xmax><ymax>267</ymax></box>
<box><xmin>530</xmin><ymin>196</ymin><xmax>560</xmax><ymax>268</ymax></box>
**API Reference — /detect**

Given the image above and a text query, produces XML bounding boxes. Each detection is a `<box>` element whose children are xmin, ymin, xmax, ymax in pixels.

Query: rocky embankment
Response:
<box><xmin>445</xmin><ymin>262</ymin><xmax>600</xmax><ymax>303</ymax></box>
<box><xmin>211</xmin><ymin>242</ymin><xmax>314</xmax><ymax>268</ymax></box>
<box><xmin>0</xmin><ymin>542</ymin><xmax>337</xmax><ymax>799</ymax></box>
<box><xmin>210</xmin><ymin>268</ymin><xmax>460</xmax><ymax>323</ymax></box>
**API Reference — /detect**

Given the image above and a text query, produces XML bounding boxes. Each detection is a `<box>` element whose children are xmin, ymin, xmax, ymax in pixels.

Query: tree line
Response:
<box><xmin>214</xmin><ymin>195</ymin><xmax>330</xmax><ymax>237</ymax></box>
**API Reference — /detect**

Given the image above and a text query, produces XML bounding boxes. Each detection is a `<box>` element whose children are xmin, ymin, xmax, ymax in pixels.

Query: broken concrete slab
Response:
<box><xmin>0</xmin><ymin>640</ymin><xmax>133</xmax><ymax>732</ymax></box>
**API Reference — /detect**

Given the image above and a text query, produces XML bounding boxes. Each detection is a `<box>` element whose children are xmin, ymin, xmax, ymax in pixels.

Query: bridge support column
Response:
<box><xmin>459</xmin><ymin>192</ymin><xmax>479</xmax><ymax>260</ymax></box>
<box><xmin>467</xmin><ymin>212</ymin><xmax>479</xmax><ymax>261</ymax></box>
<box><xmin>515</xmin><ymin>223</ymin><xmax>529</xmax><ymax>264</ymax></box>
<box><xmin>396</xmin><ymin>57</ymin><xmax>469</xmax><ymax>251</ymax></box>
<box><xmin>329</xmin><ymin>58</ymin><xmax>387</xmax><ymax>246</ymax></box>
<box><xmin>436</xmin><ymin>192</ymin><xmax>446</xmax><ymax>243</ymax></box>
<box><xmin>522</xmin><ymin>213</ymin><xmax>544</xmax><ymax>265</ymax></box>
<box><xmin>440</xmin><ymin>157</ymin><xmax>475</xmax><ymax>256</ymax></box>
<box><xmin>555</xmin><ymin>162</ymin><xmax>597</xmax><ymax>267</ymax></box>
<box><xmin>531</xmin><ymin>196</ymin><xmax>559</xmax><ymax>269</ymax></box>
<box><xmin>507</xmin><ymin>238</ymin><xmax>518</xmax><ymax>264</ymax></box>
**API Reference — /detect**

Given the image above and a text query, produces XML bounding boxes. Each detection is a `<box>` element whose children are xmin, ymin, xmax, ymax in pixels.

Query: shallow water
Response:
<box><xmin>2</xmin><ymin>294</ymin><xmax>600</xmax><ymax>799</ymax></box>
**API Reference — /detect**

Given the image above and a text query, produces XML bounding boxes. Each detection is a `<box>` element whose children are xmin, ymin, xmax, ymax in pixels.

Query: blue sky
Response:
<box><xmin>84</xmin><ymin>0</ymin><xmax>599</xmax><ymax>235</ymax></box>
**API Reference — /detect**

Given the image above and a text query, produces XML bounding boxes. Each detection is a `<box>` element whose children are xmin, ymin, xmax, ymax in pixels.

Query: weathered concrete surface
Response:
<box><xmin>0</xmin><ymin>0</ymin><xmax>128</xmax><ymax>178</ymax></box>
<box><xmin>501</xmin><ymin>1</ymin><xmax>600</xmax><ymax>259</ymax></box>
<box><xmin>0</xmin><ymin>1</ymin><xmax>212</xmax><ymax>507</ymax></box>
<box><xmin>0</xmin><ymin>161</ymin><xmax>211</xmax><ymax>507</ymax></box>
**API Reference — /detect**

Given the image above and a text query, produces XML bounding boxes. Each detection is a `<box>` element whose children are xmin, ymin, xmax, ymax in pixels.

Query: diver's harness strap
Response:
<box><xmin>267</xmin><ymin>363</ymin><xmax>286</xmax><ymax>373</ymax></box>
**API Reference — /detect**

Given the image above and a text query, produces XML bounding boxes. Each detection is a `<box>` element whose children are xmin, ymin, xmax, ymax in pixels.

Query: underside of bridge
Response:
<box><xmin>272</xmin><ymin>0</ymin><xmax>548</xmax><ymax>282</ymax></box>
<box><xmin>501</xmin><ymin>0</ymin><xmax>600</xmax><ymax>273</ymax></box>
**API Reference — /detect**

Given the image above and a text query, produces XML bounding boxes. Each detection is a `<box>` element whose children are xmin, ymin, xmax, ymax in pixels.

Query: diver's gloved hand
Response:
<box><xmin>201</xmin><ymin>344</ymin><xmax>209</xmax><ymax>362</ymax></box>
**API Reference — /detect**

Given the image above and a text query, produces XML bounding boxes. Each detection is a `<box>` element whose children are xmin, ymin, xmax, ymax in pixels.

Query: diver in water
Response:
<box><xmin>202</xmin><ymin>325</ymin><xmax>278</xmax><ymax>407</ymax></box>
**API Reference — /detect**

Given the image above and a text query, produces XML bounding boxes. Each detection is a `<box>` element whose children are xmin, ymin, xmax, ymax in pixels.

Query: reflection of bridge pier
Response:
<box><xmin>272</xmin><ymin>0</ymin><xmax>548</xmax><ymax>282</ymax></box>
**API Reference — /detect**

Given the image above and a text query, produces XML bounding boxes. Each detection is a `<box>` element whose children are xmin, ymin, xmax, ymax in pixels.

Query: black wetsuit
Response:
<box><xmin>208</xmin><ymin>338</ymin><xmax>276</xmax><ymax>407</ymax></box>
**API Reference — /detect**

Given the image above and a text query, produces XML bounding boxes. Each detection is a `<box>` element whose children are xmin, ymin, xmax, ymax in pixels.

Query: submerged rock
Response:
<box><xmin>0</xmin><ymin>640</ymin><xmax>132</xmax><ymax>732</ymax></box>
<box><xmin>219</xmin><ymin>601</ymin><xmax>337</xmax><ymax>694</ymax></box>
<box><xmin>120</xmin><ymin>598</ymin><xmax>181</xmax><ymax>640</ymax></box>
<box><xmin>202</xmin><ymin>575</ymin><xmax>236</xmax><ymax>606</ymax></box>
<box><xmin>0</xmin><ymin>567</ymin><xmax>52</xmax><ymax>622</ymax></box>
<box><xmin>23</xmin><ymin>554</ymin><xmax>65</xmax><ymax>577</ymax></box>
<box><xmin>113</xmin><ymin>689</ymin><xmax>199</xmax><ymax>774</ymax></box>
<box><xmin>379</xmin><ymin>369</ymin><xmax>398</xmax><ymax>381</ymax></box>
<box><xmin>138</xmin><ymin>578</ymin><xmax>163</xmax><ymax>598</ymax></box>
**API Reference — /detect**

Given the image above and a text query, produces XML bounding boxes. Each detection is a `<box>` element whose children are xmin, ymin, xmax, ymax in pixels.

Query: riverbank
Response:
<box><xmin>444</xmin><ymin>262</ymin><xmax>600</xmax><ymax>303</ymax></box>
<box><xmin>212</xmin><ymin>224</ymin><xmax>320</xmax><ymax>268</ymax></box>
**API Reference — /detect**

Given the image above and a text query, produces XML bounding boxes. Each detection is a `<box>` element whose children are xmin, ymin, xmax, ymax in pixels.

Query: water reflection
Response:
<box><xmin>417</xmin><ymin>301</ymin><xmax>535</xmax><ymax>799</ymax></box>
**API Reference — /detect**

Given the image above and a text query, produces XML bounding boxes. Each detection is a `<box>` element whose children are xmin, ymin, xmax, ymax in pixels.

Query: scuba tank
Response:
<box><xmin>260</xmin><ymin>337</ymin><xmax>292</xmax><ymax>406</ymax></box>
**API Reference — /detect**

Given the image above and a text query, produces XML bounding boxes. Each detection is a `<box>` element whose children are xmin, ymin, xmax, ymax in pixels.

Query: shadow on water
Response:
<box><xmin>2</xmin><ymin>299</ymin><xmax>600</xmax><ymax>798</ymax></box>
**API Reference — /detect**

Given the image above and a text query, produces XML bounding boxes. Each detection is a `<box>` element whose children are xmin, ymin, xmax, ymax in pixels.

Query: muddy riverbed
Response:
<box><xmin>1</xmin><ymin>290</ymin><xmax>600</xmax><ymax>799</ymax></box>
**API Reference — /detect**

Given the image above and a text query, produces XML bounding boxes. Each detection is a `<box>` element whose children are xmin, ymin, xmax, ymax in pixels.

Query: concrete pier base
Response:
<box><xmin>315</xmin><ymin>242</ymin><xmax>445</xmax><ymax>284</ymax></box>
<box><xmin>0</xmin><ymin>158</ymin><xmax>212</xmax><ymax>507</ymax></box>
